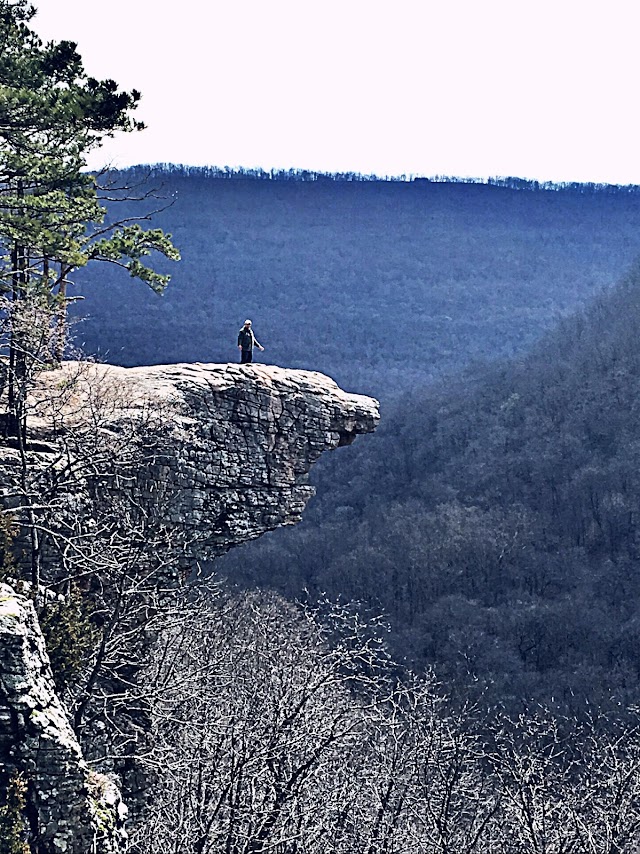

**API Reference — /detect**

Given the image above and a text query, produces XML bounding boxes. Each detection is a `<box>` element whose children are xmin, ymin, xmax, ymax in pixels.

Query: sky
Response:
<box><xmin>30</xmin><ymin>0</ymin><xmax>640</xmax><ymax>184</ymax></box>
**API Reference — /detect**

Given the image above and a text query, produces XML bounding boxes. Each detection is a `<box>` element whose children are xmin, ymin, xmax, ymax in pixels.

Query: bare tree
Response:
<box><xmin>401</xmin><ymin>692</ymin><xmax>500</xmax><ymax>854</ymax></box>
<box><xmin>568</xmin><ymin>714</ymin><xmax>640</xmax><ymax>854</ymax></box>
<box><xmin>130</xmin><ymin>592</ymin><xmax>404</xmax><ymax>854</ymax></box>
<box><xmin>488</xmin><ymin>713</ymin><xmax>581</xmax><ymax>854</ymax></box>
<box><xmin>0</xmin><ymin>360</ymin><xmax>191</xmax><ymax>812</ymax></box>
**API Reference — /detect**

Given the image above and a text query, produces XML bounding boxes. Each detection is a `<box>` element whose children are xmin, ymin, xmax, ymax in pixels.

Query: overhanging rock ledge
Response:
<box><xmin>31</xmin><ymin>360</ymin><xmax>380</xmax><ymax>562</ymax></box>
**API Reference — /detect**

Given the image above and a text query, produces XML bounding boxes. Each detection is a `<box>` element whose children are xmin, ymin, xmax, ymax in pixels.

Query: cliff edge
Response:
<box><xmin>29</xmin><ymin>361</ymin><xmax>379</xmax><ymax>562</ymax></box>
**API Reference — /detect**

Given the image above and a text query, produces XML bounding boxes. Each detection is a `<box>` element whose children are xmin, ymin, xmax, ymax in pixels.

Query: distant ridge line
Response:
<box><xmin>100</xmin><ymin>164</ymin><xmax>640</xmax><ymax>195</ymax></box>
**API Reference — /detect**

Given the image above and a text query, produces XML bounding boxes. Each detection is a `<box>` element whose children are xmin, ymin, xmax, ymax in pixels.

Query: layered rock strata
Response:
<box><xmin>30</xmin><ymin>361</ymin><xmax>380</xmax><ymax>562</ymax></box>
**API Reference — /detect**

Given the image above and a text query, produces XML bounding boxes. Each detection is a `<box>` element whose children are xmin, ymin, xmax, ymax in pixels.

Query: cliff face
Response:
<box><xmin>0</xmin><ymin>361</ymin><xmax>379</xmax><ymax>853</ymax></box>
<box><xmin>30</xmin><ymin>361</ymin><xmax>379</xmax><ymax>563</ymax></box>
<box><xmin>0</xmin><ymin>583</ymin><xmax>127</xmax><ymax>854</ymax></box>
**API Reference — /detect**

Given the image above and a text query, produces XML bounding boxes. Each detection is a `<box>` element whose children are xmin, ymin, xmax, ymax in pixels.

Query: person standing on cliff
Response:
<box><xmin>237</xmin><ymin>319</ymin><xmax>265</xmax><ymax>364</ymax></box>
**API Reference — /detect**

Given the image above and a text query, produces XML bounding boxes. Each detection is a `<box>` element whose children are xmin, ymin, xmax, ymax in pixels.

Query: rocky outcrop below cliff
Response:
<box><xmin>0</xmin><ymin>361</ymin><xmax>379</xmax><ymax>853</ymax></box>
<box><xmin>0</xmin><ymin>583</ymin><xmax>126</xmax><ymax>854</ymax></box>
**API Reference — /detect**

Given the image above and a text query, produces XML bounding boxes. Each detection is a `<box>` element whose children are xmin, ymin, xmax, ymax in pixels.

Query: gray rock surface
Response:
<box><xmin>0</xmin><ymin>582</ymin><xmax>126</xmax><ymax>854</ymax></box>
<box><xmin>31</xmin><ymin>361</ymin><xmax>380</xmax><ymax>562</ymax></box>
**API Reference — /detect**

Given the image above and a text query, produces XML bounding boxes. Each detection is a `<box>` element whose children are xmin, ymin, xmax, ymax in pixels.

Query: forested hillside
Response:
<box><xmin>217</xmin><ymin>263</ymin><xmax>640</xmax><ymax>715</ymax></box>
<box><xmin>71</xmin><ymin>169</ymin><xmax>640</xmax><ymax>398</ymax></box>
<box><xmin>72</xmin><ymin>169</ymin><xmax>640</xmax><ymax>712</ymax></box>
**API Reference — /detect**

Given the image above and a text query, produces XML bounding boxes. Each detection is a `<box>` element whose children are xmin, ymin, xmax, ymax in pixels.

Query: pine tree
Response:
<box><xmin>0</xmin><ymin>0</ymin><xmax>180</xmax><ymax>440</ymax></box>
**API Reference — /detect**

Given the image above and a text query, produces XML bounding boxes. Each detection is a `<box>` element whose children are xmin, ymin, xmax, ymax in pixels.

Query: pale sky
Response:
<box><xmin>31</xmin><ymin>0</ymin><xmax>640</xmax><ymax>184</ymax></box>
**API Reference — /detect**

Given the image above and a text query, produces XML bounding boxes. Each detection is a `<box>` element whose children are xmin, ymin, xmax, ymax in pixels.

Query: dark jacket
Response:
<box><xmin>238</xmin><ymin>327</ymin><xmax>256</xmax><ymax>351</ymax></box>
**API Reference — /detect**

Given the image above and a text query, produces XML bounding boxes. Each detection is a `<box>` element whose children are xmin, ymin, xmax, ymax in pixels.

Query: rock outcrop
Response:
<box><xmin>0</xmin><ymin>361</ymin><xmax>379</xmax><ymax>852</ymax></box>
<box><xmin>0</xmin><ymin>583</ymin><xmax>127</xmax><ymax>854</ymax></box>
<box><xmin>29</xmin><ymin>361</ymin><xmax>379</xmax><ymax>564</ymax></box>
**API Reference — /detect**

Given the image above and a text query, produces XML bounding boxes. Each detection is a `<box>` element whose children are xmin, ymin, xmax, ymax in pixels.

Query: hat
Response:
<box><xmin>244</xmin><ymin>319</ymin><xmax>252</xmax><ymax>325</ymax></box>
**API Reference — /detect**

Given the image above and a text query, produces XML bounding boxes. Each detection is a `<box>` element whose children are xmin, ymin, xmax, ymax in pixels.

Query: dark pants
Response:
<box><xmin>240</xmin><ymin>349</ymin><xmax>253</xmax><ymax>364</ymax></box>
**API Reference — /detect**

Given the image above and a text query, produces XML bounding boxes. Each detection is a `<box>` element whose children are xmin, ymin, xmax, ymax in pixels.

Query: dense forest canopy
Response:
<box><xmin>219</xmin><ymin>262</ymin><xmax>640</xmax><ymax>715</ymax></box>
<box><xmin>69</xmin><ymin>167</ymin><xmax>640</xmax><ymax>398</ymax></box>
<box><xmin>66</xmin><ymin>167</ymin><xmax>640</xmax><ymax>714</ymax></box>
